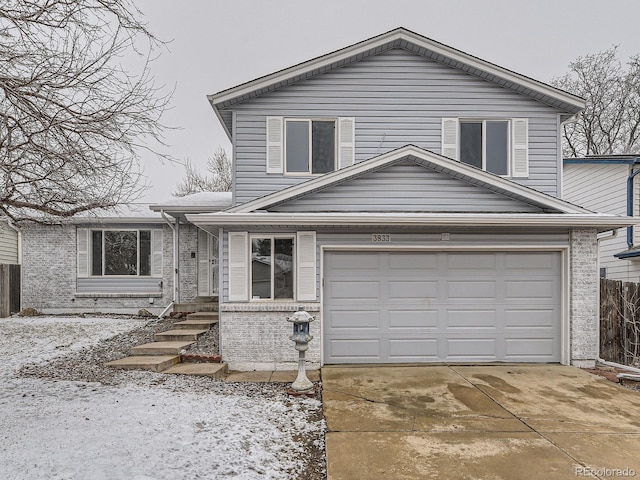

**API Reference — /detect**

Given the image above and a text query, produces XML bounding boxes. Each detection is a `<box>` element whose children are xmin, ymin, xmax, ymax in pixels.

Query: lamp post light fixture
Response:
<box><xmin>286</xmin><ymin>306</ymin><xmax>315</xmax><ymax>393</ymax></box>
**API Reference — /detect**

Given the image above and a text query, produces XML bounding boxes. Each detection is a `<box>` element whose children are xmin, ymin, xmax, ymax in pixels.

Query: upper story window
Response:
<box><xmin>285</xmin><ymin>119</ymin><xmax>336</xmax><ymax>174</ymax></box>
<box><xmin>442</xmin><ymin>118</ymin><xmax>529</xmax><ymax>178</ymax></box>
<box><xmin>77</xmin><ymin>228</ymin><xmax>163</xmax><ymax>278</ymax></box>
<box><xmin>266</xmin><ymin>117</ymin><xmax>355</xmax><ymax>175</ymax></box>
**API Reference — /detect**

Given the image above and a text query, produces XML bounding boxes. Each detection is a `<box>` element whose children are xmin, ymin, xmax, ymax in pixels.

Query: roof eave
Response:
<box><xmin>208</xmin><ymin>27</ymin><xmax>585</xmax><ymax>114</ymax></box>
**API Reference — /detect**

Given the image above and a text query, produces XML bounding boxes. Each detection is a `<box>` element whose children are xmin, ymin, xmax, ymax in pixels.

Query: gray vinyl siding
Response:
<box><xmin>0</xmin><ymin>225</ymin><xmax>18</xmax><ymax>264</ymax></box>
<box><xmin>221</xmin><ymin>228</ymin><xmax>569</xmax><ymax>303</ymax></box>
<box><xmin>271</xmin><ymin>160</ymin><xmax>542</xmax><ymax>213</ymax></box>
<box><xmin>563</xmin><ymin>163</ymin><xmax>628</xmax><ymax>215</ymax></box>
<box><xmin>563</xmin><ymin>162</ymin><xmax>640</xmax><ymax>282</ymax></box>
<box><xmin>228</xmin><ymin>48</ymin><xmax>564</xmax><ymax>205</ymax></box>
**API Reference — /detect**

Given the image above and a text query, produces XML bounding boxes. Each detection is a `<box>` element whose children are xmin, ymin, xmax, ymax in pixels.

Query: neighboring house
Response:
<box><xmin>21</xmin><ymin>28</ymin><xmax>634</xmax><ymax>370</ymax></box>
<box><xmin>0</xmin><ymin>218</ymin><xmax>20</xmax><ymax>265</ymax></box>
<box><xmin>563</xmin><ymin>156</ymin><xmax>640</xmax><ymax>282</ymax></box>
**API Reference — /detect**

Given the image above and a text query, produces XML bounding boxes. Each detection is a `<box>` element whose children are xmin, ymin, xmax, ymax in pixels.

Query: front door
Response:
<box><xmin>198</xmin><ymin>229</ymin><xmax>218</xmax><ymax>295</ymax></box>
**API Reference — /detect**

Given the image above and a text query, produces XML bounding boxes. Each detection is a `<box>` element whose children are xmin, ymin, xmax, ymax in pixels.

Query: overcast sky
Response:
<box><xmin>132</xmin><ymin>0</ymin><xmax>640</xmax><ymax>202</ymax></box>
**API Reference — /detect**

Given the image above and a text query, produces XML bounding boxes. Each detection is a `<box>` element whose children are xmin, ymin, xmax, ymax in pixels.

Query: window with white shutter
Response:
<box><xmin>511</xmin><ymin>118</ymin><xmax>529</xmax><ymax>178</ymax></box>
<box><xmin>441</xmin><ymin>118</ymin><xmax>459</xmax><ymax>160</ymax></box>
<box><xmin>151</xmin><ymin>229</ymin><xmax>163</xmax><ymax>277</ymax></box>
<box><xmin>338</xmin><ymin>117</ymin><xmax>355</xmax><ymax>169</ymax></box>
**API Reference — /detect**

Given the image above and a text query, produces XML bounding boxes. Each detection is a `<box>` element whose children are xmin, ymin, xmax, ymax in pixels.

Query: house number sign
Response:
<box><xmin>371</xmin><ymin>234</ymin><xmax>391</xmax><ymax>243</ymax></box>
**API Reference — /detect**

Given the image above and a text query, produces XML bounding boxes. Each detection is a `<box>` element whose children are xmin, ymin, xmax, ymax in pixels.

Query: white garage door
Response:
<box><xmin>323</xmin><ymin>250</ymin><xmax>562</xmax><ymax>364</ymax></box>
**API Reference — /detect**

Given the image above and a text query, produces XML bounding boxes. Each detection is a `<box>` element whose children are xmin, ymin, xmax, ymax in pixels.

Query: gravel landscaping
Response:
<box><xmin>2</xmin><ymin>315</ymin><xmax>326</xmax><ymax>479</ymax></box>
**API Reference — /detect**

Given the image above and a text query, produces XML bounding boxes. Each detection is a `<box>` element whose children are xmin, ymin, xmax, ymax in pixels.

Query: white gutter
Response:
<box><xmin>160</xmin><ymin>210</ymin><xmax>179</xmax><ymax>306</ymax></box>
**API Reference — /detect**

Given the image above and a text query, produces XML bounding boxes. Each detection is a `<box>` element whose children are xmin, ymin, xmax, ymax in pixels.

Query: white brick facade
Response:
<box><xmin>569</xmin><ymin>228</ymin><xmax>599</xmax><ymax>367</ymax></box>
<box><xmin>21</xmin><ymin>222</ymin><xmax>200</xmax><ymax>314</ymax></box>
<box><xmin>220</xmin><ymin>303</ymin><xmax>321</xmax><ymax>371</ymax></box>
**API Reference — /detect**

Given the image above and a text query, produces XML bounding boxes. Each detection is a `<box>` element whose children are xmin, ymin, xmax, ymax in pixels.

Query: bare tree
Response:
<box><xmin>174</xmin><ymin>147</ymin><xmax>232</xmax><ymax>196</ymax></box>
<box><xmin>0</xmin><ymin>0</ymin><xmax>172</xmax><ymax>222</ymax></box>
<box><xmin>552</xmin><ymin>46</ymin><xmax>640</xmax><ymax>157</ymax></box>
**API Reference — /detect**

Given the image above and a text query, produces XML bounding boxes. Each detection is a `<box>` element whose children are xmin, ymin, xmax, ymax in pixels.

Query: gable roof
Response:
<box><xmin>208</xmin><ymin>27</ymin><xmax>585</xmax><ymax>137</ymax></box>
<box><xmin>226</xmin><ymin>145</ymin><xmax>593</xmax><ymax>215</ymax></box>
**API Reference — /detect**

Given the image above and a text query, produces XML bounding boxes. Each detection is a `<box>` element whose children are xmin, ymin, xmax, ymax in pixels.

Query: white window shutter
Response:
<box><xmin>337</xmin><ymin>117</ymin><xmax>355</xmax><ymax>169</ymax></box>
<box><xmin>228</xmin><ymin>232</ymin><xmax>249</xmax><ymax>301</ymax></box>
<box><xmin>296</xmin><ymin>231</ymin><xmax>316</xmax><ymax>301</ymax></box>
<box><xmin>266</xmin><ymin>116</ymin><xmax>283</xmax><ymax>173</ymax></box>
<box><xmin>151</xmin><ymin>229</ymin><xmax>163</xmax><ymax>277</ymax></box>
<box><xmin>77</xmin><ymin>228</ymin><xmax>89</xmax><ymax>277</ymax></box>
<box><xmin>511</xmin><ymin>118</ymin><xmax>529</xmax><ymax>178</ymax></box>
<box><xmin>441</xmin><ymin>118</ymin><xmax>459</xmax><ymax>160</ymax></box>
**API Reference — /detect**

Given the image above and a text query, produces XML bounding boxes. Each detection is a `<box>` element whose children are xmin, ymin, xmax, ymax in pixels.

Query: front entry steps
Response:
<box><xmin>106</xmin><ymin>308</ymin><xmax>227</xmax><ymax>379</ymax></box>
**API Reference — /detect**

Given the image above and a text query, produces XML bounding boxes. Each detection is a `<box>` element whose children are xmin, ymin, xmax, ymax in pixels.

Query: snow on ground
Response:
<box><xmin>0</xmin><ymin>316</ymin><xmax>324</xmax><ymax>479</ymax></box>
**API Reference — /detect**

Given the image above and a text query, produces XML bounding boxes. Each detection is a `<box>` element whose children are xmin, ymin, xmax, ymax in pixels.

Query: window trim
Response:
<box><xmin>284</xmin><ymin>118</ymin><xmax>337</xmax><ymax>176</ymax></box>
<box><xmin>459</xmin><ymin>119</ymin><xmax>511</xmax><ymax>177</ymax></box>
<box><xmin>90</xmin><ymin>228</ymin><xmax>152</xmax><ymax>278</ymax></box>
<box><xmin>249</xmin><ymin>234</ymin><xmax>296</xmax><ymax>302</ymax></box>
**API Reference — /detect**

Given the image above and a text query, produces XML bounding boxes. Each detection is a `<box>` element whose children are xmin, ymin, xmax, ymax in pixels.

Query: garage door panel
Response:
<box><xmin>447</xmin><ymin>309</ymin><xmax>498</xmax><ymax>328</ymax></box>
<box><xmin>388</xmin><ymin>280</ymin><xmax>438</xmax><ymax>299</ymax></box>
<box><xmin>447</xmin><ymin>338</ymin><xmax>497</xmax><ymax>357</ymax></box>
<box><xmin>505</xmin><ymin>280</ymin><xmax>555</xmax><ymax>300</ymax></box>
<box><xmin>505</xmin><ymin>309</ymin><xmax>557</xmax><ymax>328</ymax></box>
<box><xmin>328</xmin><ymin>338</ymin><xmax>381</xmax><ymax>360</ymax></box>
<box><xmin>447</xmin><ymin>253</ymin><xmax>497</xmax><ymax>271</ymax></box>
<box><xmin>329</xmin><ymin>280</ymin><xmax>380</xmax><ymax>299</ymax></box>
<box><xmin>447</xmin><ymin>280</ymin><xmax>496</xmax><ymax>299</ymax></box>
<box><xmin>327</xmin><ymin>310</ymin><xmax>381</xmax><ymax>329</ymax></box>
<box><xmin>388</xmin><ymin>309</ymin><xmax>439</xmax><ymax>329</ymax></box>
<box><xmin>323</xmin><ymin>251</ymin><xmax>562</xmax><ymax>364</ymax></box>
<box><xmin>389</xmin><ymin>339</ymin><xmax>439</xmax><ymax>359</ymax></box>
<box><xmin>388</xmin><ymin>253</ymin><xmax>439</xmax><ymax>271</ymax></box>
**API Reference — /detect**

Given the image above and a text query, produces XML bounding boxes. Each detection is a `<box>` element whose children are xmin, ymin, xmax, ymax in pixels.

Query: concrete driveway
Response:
<box><xmin>322</xmin><ymin>365</ymin><xmax>640</xmax><ymax>480</ymax></box>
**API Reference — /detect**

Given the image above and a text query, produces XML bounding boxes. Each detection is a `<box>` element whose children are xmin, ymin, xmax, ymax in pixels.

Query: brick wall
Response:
<box><xmin>569</xmin><ymin>228</ymin><xmax>599</xmax><ymax>367</ymax></box>
<box><xmin>220</xmin><ymin>303</ymin><xmax>321</xmax><ymax>370</ymax></box>
<box><xmin>21</xmin><ymin>223</ymin><xmax>181</xmax><ymax>314</ymax></box>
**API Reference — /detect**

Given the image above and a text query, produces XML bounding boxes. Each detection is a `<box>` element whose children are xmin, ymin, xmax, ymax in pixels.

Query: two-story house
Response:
<box><xmin>20</xmin><ymin>28</ymin><xmax>633</xmax><ymax>370</ymax></box>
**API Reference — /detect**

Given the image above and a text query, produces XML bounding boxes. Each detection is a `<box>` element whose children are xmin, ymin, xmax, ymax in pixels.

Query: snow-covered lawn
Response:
<box><xmin>0</xmin><ymin>316</ymin><xmax>325</xmax><ymax>479</ymax></box>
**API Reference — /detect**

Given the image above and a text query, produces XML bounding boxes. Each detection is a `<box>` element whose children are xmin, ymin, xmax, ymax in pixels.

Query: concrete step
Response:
<box><xmin>131</xmin><ymin>340</ymin><xmax>195</xmax><ymax>356</ymax></box>
<box><xmin>186</xmin><ymin>311</ymin><xmax>219</xmax><ymax>320</ymax></box>
<box><xmin>174</xmin><ymin>318</ymin><xmax>218</xmax><ymax>330</ymax></box>
<box><xmin>154</xmin><ymin>329</ymin><xmax>208</xmax><ymax>342</ymax></box>
<box><xmin>195</xmin><ymin>295</ymin><xmax>219</xmax><ymax>303</ymax></box>
<box><xmin>173</xmin><ymin>302</ymin><xmax>219</xmax><ymax>313</ymax></box>
<box><xmin>164</xmin><ymin>362</ymin><xmax>228</xmax><ymax>379</ymax></box>
<box><xmin>105</xmin><ymin>355</ymin><xmax>180</xmax><ymax>372</ymax></box>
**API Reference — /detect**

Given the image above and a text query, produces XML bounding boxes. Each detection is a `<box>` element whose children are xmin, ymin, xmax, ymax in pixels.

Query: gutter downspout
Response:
<box><xmin>160</xmin><ymin>210</ymin><xmax>179</xmax><ymax>317</ymax></box>
<box><xmin>626</xmin><ymin>159</ymin><xmax>640</xmax><ymax>247</ymax></box>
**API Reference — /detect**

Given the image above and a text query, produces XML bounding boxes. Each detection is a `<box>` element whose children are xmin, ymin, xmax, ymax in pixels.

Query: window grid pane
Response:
<box><xmin>274</xmin><ymin>238</ymin><xmax>294</xmax><ymax>299</ymax></box>
<box><xmin>139</xmin><ymin>230</ymin><xmax>151</xmax><ymax>276</ymax></box>
<box><xmin>251</xmin><ymin>238</ymin><xmax>272</xmax><ymax>299</ymax></box>
<box><xmin>104</xmin><ymin>231</ymin><xmax>138</xmax><ymax>276</ymax></box>
<box><xmin>91</xmin><ymin>231</ymin><xmax>103</xmax><ymax>276</ymax></box>
<box><xmin>485</xmin><ymin>121</ymin><xmax>509</xmax><ymax>175</ymax></box>
<box><xmin>311</xmin><ymin>120</ymin><xmax>336</xmax><ymax>174</ymax></box>
<box><xmin>460</xmin><ymin>122</ymin><xmax>483</xmax><ymax>169</ymax></box>
<box><xmin>285</xmin><ymin>121</ymin><xmax>310</xmax><ymax>172</ymax></box>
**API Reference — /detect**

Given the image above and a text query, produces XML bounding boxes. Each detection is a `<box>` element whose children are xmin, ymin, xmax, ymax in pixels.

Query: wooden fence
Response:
<box><xmin>600</xmin><ymin>278</ymin><xmax>640</xmax><ymax>366</ymax></box>
<box><xmin>0</xmin><ymin>264</ymin><xmax>20</xmax><ymax>318</ymax></box>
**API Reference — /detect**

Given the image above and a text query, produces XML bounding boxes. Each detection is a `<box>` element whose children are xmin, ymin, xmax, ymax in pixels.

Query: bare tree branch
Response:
<box><xmin>174</xmin><ymin>147</ymin><xmax>232</xmax><ymax>196</ymax></box>
<box><xmin>552</xmin><ymin>46</ymin><xmax>640</xmax><ymax>157</ymax></box>
<box><xmin>0</xmin><ymin>0</ymin><xmax>172</xmax><ymax>222</ymax></box>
